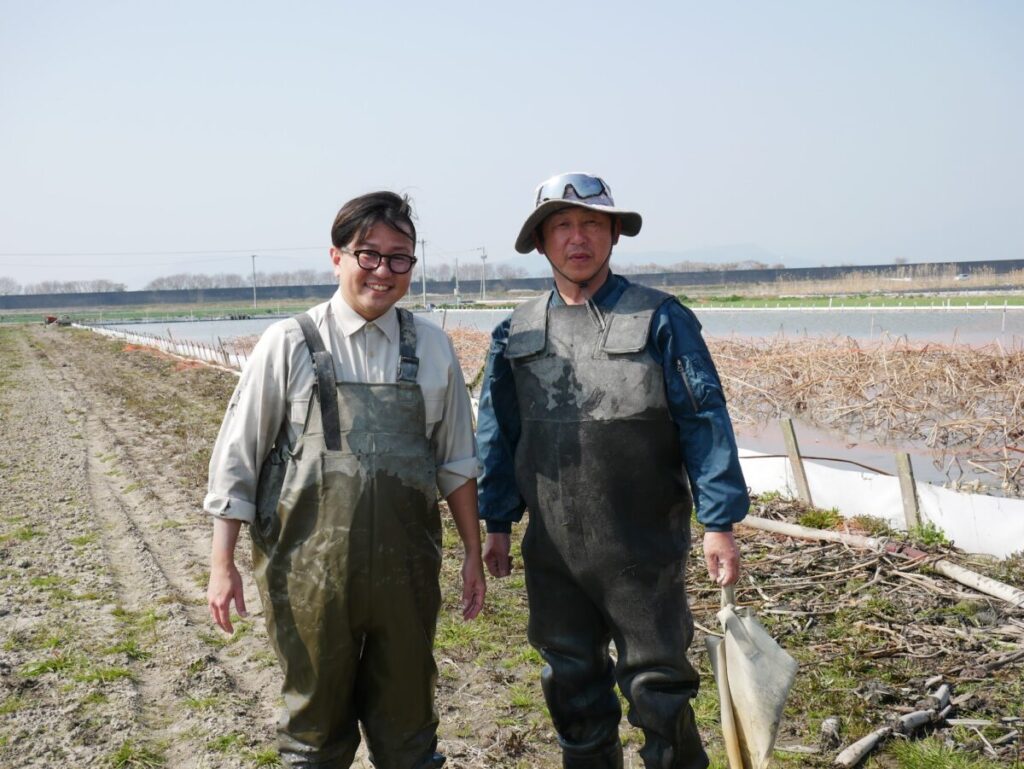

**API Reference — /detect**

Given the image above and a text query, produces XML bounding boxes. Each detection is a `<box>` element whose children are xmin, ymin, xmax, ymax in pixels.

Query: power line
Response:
<box><xmin>0</xmin><ymin>246</ymin><xmax>322</xmax><ymax>257</ymax></box>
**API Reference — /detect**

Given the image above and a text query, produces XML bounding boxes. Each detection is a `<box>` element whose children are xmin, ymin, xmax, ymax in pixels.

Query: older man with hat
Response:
<box><xmin>476</xmin><ymin>172</ymin><xmax>749</xmax><ymax>769</ymax></box>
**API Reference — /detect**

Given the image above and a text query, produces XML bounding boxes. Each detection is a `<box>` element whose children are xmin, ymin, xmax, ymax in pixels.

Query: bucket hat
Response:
<box><xmin>515</xmin><ymin>172</ymin><xmax>642</xmax><ymax>254</ymax></box>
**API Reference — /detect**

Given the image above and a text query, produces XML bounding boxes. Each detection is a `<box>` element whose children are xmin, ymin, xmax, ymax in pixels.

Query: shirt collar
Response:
<box><xmin>549</xmin><ymin>272</ymin><xmax>626</xmax><ymax>308</ymax></box>
<box><xmin>329</xmin><ymin>290</ymin><xmax>399</xmax><ymax>343</ymax></box>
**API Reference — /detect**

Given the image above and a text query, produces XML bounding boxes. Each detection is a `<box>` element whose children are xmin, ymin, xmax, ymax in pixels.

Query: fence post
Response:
<box><xmin>895</xmin><ymin>452</ymin><xmax>921</xmax><ymax>529</ymax></box>
<box><xmin>780</xmin><ymin>417</ymin><xmax>813</xmax><ymax>506</ymax></box>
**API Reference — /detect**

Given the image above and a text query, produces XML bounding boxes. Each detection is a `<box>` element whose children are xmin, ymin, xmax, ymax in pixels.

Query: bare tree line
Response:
<box><xmin>0</xmin><ymin>260</ymin><xmax>871</xmax><ymax>296</ymax></box>
<box><xmin>0</xmin><ymin>278</ymin><xmax>127</xmax><ymax>295</ymax></box>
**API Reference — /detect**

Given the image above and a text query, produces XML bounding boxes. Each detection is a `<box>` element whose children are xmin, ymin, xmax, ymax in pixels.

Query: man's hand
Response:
<box><xmin>703</xmin><ymin>530</ymin><xmax>740</xmax><ymax>586</ymax></box>
<box><xmin>461</xmin><ymin>551</ymin><xmax>486</xmax><ymax>620</ymax></box>
<box><xmin>483</xmin><ymin>532</ymin><xmax>512</xmax><ymax>578</ymax></box>
<box><xmin>208</xmin><ymin>517</ymin><xmax>246</xmax><ymax>633</ymax></box>
<box><xmin>208</xmin><ymin>559</ymin><xmax>247</xmax><ymax>633</ymax></box>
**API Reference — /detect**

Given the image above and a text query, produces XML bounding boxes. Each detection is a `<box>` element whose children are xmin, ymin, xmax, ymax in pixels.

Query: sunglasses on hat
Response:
<box><xmin>535</xmin><ymin>173</ymin><xmax>614</xmax><ymax>208</ymax></box>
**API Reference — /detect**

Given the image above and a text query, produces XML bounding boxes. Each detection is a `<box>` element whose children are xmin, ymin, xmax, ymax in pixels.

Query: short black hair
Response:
<box><xmin>331</xmin><ymin>191</ymin><xmax>416</xmax><ymax>249</ymax></box>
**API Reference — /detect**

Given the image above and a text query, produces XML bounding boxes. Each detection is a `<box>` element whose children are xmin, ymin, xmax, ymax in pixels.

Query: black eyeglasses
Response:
<box><xmin>341</xmin><ymin>248</ymin><xmax>418</xmax><ymax>275</ymax></box>
<box><xmin>535</xmin><ymin>172</ymin><xmax>613</xmax><ymax>206</ymax></box>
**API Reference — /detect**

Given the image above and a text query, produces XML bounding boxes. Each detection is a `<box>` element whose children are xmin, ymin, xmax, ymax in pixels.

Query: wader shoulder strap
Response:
<box><xmin>395</xmin><ymin>308</ymin><xmax>419</xmax><ymax>383</ymax></box>
<box><xmin>293</xmin><ymin>313</ymin><xmax>341</xmax><ymax>451</ymax></box>
<box><xmin>601</xmin><ymin>284</ymin><xmax>674</xmax><ymax>355</ymax></box>
<box><xmin>506</xmin><ymin>291</ymin><xmax>552</xmax><ymax>360</ymax></box>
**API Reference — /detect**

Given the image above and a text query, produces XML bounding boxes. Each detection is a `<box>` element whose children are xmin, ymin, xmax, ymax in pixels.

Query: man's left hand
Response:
<box><xmin>703</xmin><ymin>530</ymin><xmax>740</xmax><ymax>586</ymax></box>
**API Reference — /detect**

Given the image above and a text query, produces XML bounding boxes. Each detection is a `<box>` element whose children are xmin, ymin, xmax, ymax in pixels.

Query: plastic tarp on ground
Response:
<box><xmin>738</xmin><ymin>450</ymin><xmax>1024</xmax><ymax>559</ymax></box>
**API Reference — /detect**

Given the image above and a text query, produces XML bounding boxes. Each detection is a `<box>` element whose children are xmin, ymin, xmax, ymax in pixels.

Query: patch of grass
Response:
<box><xmin>158</xmin><ymin>518</ymin><xmax>184</xmax><ymax>529</ymax></box>
<box><xmin>113</xmin><ymin>606</ymin><xmax>163</xmax><ymax>639</ymax></box>
<box><xmin>797</xmin><ymin>507</ymin><xmax>842</xmax><ymax>530</ymax></box>
<box><xmin>121</xmin><ymin>482</ymin><xmax>141</xmax><ymax>494</ymax></box>
<box><xmin>183</xmin><ymin>694</ymin><xmax>221</xmax><ymax>711</ymax></box>
<box><xmin>29</xmin><ymin>575</ymin><xmax>65</xmax><ymax>588</ymax></box>
<box><xmin>508</xmin><ymin>683</ymin><xmax>542</xmax><ymax>710</ymax></box>
<box><xmin>208</xmin><ymin>733</ymin><xmax>243</xmax><ymax>753</ymax></box>
<box><xmin>34</xmin><ymin>631</ymin><xmax>68</xmax><ymax>650</ymax></box>
<box><xmin>909</xmin><ymin>520</ymin><xmax>951</xmax><ymax>548</ymax></box>
<box><xmin>73</xmin><ymin>665</ymin><xmax>135</xmax><ymax>684</ymax></box>
<box><xmin>0</xmin><ymin>695</ymin><xmax>25</xmax><ymax>715</ymax></box>
<box><xmin>14</xmin><ymin>525</ymin><xmax>42</xmax><ymax>541</ymax></box>
<box><xmin>434</xmin><ymin>611</ymin><xmax>500</xmax><ymax>657</ymax></box>
<box><xmin>243</xmin><ymin>747</ymin><xmax>282</xmax><ymax>767</ymax></box>
<box><xmin>199</xmin><ymin>610</ymin><xmax>247</xmax><ymax>647</ymax></box>
<box><xmin>83</xmin><ymin>691</ymin><xmax>109</xmax><ymax>705</ymax></box>
<box><xmin>847</xmin><ymin>514</ymin><xmax>894</xmax><ymax>536</ymax></box>
<box><xmin>70</xmin><ymin>533</ymin><xmax>98</xmax><ymax>547</ymax></box>
<box><xmin>20</xmin><ymin>653</ymin><xmax>75</xmax><ymax>677</ymax></box>
<box><xmin>887</xmin><ymin>735</ymin><xmax>1005</xmax><ymax>768</ymax></box>
<box><xmin>105</xmin><ymin>639</ymin><xmax>152</xmax><ymax>661</ymax></box>
<box><xmin>107</xmin><ymin>739</ymin><xmax>166</xmax><ymax>768</ymax></box>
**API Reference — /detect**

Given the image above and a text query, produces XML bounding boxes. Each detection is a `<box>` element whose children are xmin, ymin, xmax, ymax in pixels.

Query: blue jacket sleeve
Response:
<box><xmin>475</xmin><ymin>317</ymin><xmax>526</xmax><ymax>533</ymax></box>
<box><xmin>652</xmin><ymin>300</ymin><xmax>749</xmax><ymax>531</ymax></box>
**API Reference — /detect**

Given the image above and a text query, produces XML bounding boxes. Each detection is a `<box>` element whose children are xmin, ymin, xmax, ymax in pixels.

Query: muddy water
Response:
<box><xmin>732</xmin><ymin>417</ymin><xmax>994</xmax><ymax>493</ymax></box>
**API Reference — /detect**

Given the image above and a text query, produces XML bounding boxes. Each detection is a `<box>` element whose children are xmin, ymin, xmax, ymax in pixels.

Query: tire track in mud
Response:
<box><xmin>25</xmin><ymin>329</ymin><xmax>281</xmax><ymax>767</ymax></box>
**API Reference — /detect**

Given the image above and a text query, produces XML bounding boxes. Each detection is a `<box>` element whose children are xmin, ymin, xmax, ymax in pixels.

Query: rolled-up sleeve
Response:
<box><xmin>203</xmin><ymin>322</ymin><xmax>295</xmax><ymax>524</ymax></box>
<box><xmin>654</xmin><ymin>301</ymin><xmax>749</xmax><ymax>532</ymax></box>
<box><xmin>432</xmin><ymin>334</ymin><xmax>480</xmax><ymax>499</ymax></box>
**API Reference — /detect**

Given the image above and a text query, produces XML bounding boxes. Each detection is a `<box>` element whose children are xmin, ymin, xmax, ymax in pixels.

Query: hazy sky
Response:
<box><xmin>1</xmin><ymin>1</ymin><xmax>1022</xmax><ymax>289</ymax></box>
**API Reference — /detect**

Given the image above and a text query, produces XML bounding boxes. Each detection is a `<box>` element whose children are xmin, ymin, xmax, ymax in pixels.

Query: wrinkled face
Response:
<box><xmin>330</xmin><ymin>222</ymin><xmax>415</xmax><ymax>320</ymax></box>
<box><xmin>537</xmin><ymin>207</ymin><xmax>619</xmax><ymax>285</ymax></box>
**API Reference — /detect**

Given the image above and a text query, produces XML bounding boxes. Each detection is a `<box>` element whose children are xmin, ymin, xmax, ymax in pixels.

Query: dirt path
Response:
<box><xmin>0</xmin><ymin>326</ymin><xmax>291</xmax><ymax>767</ymax></box>
<box><xmin>4</xmin><ymin>324</ymin><xmax>1022</xmax><ymax>768</ymax></box>
<box><xmin>0</xmin><ymin>325</ymin><xmax>563</xmax><ymax>769</ymax></box>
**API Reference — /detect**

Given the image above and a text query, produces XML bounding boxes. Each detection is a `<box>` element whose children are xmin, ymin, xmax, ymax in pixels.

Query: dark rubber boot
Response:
<box><xmin>562</xmin><ymin>742</ymin><xmax>624</xmax><ymax>769</ymax></box>
<box><xmin>411</xmin><ymin>751</ymin><xmax>446</xmax><ymax>769</ymax></box>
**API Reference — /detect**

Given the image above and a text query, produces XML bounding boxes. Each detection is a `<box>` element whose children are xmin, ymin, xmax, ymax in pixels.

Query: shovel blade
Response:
<box><xmin>715</xmin><ymin>605</ymin><xmax>798</xmax><ymax>769</ymax></box>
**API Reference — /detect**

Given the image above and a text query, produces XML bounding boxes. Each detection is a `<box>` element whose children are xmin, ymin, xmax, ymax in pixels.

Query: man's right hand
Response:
<box><xmin>208</xmin><ymin>559</ymin><xmax>247</xmax><ymax>633</ymax></box>
<box><xmin>208</xmin><ymin>516</ymin><xmax>247</xmax><ymax>633</ymax></box>
<box><xmin>483</xmin><ymin>532</ymin><xmax>513</xmax><ymax>578</ymax></box>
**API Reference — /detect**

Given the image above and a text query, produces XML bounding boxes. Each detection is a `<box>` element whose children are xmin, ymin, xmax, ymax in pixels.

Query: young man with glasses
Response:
<box><xmin>205</xmin><ymin>191</ymin><xmax>485</xmax><ymax>769</ymax></box>
<box><xmin>477</xmin><ymin>173</ymin><xmax>749</xmax><ymax>769</ymax></box>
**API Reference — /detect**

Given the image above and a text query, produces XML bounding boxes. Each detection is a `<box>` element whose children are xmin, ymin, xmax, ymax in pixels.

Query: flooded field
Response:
<box><xmin>105</xmin><ymin>305</ymin><xmax>1024</xmax><ymax>348</ymax></box>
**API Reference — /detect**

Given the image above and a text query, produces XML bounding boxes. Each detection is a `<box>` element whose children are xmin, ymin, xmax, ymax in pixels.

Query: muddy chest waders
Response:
<box><xmin>252</xmin><ymin>311</ymin><xmax>446</xmax><ymax>769</ymax></box>
<box><xmin>506</xmin><ymin>285</ymin><xmax>708</xmax><ymax>769</ymax></box>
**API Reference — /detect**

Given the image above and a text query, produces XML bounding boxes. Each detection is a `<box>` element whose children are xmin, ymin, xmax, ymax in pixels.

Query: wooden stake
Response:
<box><xmin>895</xmin><ymin>452</ymin><xmax>921</xmax><ymax>529</ymax></box>
<box><xmin>780</xmin><ymin>418</ymin><xmax>813</xmax><ymax>505</ymax></box>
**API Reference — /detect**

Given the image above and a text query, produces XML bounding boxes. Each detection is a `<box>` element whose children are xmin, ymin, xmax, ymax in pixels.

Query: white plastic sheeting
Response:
<box><xmin>739</xmin><ymin>450</ymin><xmax>1024</xmax><ymax>559</ymax></box>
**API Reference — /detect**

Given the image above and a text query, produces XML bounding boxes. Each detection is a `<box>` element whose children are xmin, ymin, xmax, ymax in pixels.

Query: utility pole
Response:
<box><xmin>419</xmin><ymin>238</ymin><xmax>428</xmax><ymax>309</ymax></box>
<box><xmin>479</xmin><ymin>247</ymin><xmax>488</xmax><ymax>303</ymax></box>
<box><xmin>251</xmin><ymin>255</ymin><xmax>257</xmax><ymax>309</ymax></box>
<box><xmin>454</xmin><ymin>258</ymin><xmax>460</xmax><ymax>308</ymax></box>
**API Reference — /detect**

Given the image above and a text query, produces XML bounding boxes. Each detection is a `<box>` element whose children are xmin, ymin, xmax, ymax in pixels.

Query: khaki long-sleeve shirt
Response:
<box><xmin>204</xmin><ymin>290</ymin><xmax>478</xmax><ymax>524</ymax></box>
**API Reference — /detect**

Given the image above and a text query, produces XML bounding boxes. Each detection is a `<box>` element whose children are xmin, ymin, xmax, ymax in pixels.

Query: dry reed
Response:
<box><xmin>711</xmin><ymin>336</ymin><xmax>1024</xmax><ymax>493</ymax></box>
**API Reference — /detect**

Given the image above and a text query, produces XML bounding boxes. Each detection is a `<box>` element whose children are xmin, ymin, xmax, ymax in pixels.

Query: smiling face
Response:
<box><xmin>330</xmin><ymin>221</ymin><xmax>415</xmax><ymax>320</ymax></box>
<box><xmin>538</xmin><ymin>206</ymin><xmax>620</xmax><ymax>290</ymax></box>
